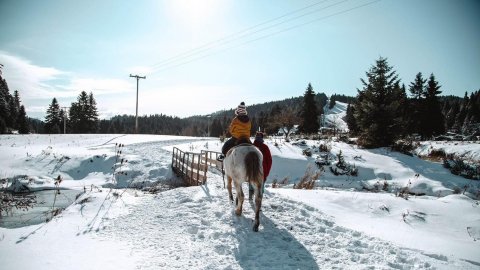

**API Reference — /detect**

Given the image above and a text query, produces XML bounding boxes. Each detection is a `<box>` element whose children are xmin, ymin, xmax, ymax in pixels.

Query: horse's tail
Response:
<box><xmin>245</xmin><ymin>151</ymin><xmax>263</xmax><ymax>184</ymax></box>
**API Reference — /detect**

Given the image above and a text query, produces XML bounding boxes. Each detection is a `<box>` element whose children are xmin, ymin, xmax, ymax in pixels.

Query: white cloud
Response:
<box><xmin>0</xmin><ymin>52</ymin><xmax>249</xmax><ymax>119</ymax></box>
<box><xmin>0</xmin><ymin>51</ymin><xmax>67</xmax><ymax>98</ymax></box>
<box><xmin>0</xmin><ymin>52</ymin><xmax>137</xmax><ymax>119</ymax></box>
<box><xmin>67</xmin><ymin>78</ymin><xmax>133</xmax><ymax>96</ymax></box>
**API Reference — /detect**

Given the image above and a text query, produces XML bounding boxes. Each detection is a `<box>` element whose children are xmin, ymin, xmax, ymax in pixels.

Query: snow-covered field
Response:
<box><xmin>1</xmin><ymin>134</ymin><xmax>479</xmax><ymax>269</ymax></box>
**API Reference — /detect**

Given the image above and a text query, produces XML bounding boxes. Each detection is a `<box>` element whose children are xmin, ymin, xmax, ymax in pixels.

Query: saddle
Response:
<box><xmin>218</xmin><ymin>138</ymin><xmax>252</xmax><ymax>162</ymax></box>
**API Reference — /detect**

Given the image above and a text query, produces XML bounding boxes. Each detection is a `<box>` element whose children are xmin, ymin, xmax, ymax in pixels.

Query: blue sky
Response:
<box><xmin>0</xmin><ymin>0</ymin><xmax>479</xmax><ymax>119</ymax></box>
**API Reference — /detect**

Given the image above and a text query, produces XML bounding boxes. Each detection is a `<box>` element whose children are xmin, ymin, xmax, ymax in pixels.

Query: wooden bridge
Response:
<box><xmin>171</xmin><ymin>147</ymin><xmax>223</xmax><ymax>186</ymax></box>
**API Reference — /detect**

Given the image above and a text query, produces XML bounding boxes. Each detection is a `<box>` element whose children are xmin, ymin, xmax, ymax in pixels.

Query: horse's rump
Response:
<box><xmin>245</xmin><ymin>151</ymin><xmax>262</xmax><ymax>183</ymax></box>
<box><xmin>224</xmin><ymin>144</ymin><xmax>264</xmax><ymax>232</ymax></box>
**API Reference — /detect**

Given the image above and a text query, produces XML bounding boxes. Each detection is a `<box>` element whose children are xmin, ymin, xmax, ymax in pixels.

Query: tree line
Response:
<box><xmin>1</xmin><ymin>60</ymin><xmax>478</xmax><ymax>144</ymax></box>
<box><xmin>0</xmin><ymin>65</ymin><xmax>29</xmax><ymax>134</ymax></box>
<box><xmin>346</xmin><ymin>57</ymin><xmax>479</xmax><ymax>148</ymax></box>
<box><xmin>44</xmin><ymin>91</ymin><xmax>100</xmax><ymax>134</ymax></box>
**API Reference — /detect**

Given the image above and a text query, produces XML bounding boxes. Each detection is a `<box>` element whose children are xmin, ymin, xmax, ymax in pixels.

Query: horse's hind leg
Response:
<box><xmin>227</xmin><ymin>176</ymin><xmax>234</xmax><ymax>202</ymax></box>
<box><xmin>253</xmin><ymin>181</ymin><xmax>263</xmax><ymax>232</ymax></box>
<box><xmin>234</xmin><ymin>182</ymin><xmax>244</xmax><ymax>216</ymax></box>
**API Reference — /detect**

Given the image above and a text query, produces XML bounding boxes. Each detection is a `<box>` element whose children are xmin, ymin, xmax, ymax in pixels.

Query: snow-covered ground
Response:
<box><xmin>414</xmin><ymin>140</ymin><xmax>480</xmax><ymax>162</ymax></box>
<box><xmin>1</xmin><ymin>134</ymin><xmax>479</xmax><ymax>269</ymax></box>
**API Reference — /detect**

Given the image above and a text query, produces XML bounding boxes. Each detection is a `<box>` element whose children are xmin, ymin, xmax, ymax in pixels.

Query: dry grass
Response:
<box><xmin>272</xmin><ymin>176</ymin><xmax>289</xmax><ymax>188</ymax></box>
<box><xmin>294</xmin><ymin>165</ymin><xmax>321</xmax><ymax>190</ymax></box>
<box><xmin>424</xmin><ymin>149</ymin><xmax>447</xmax><ymax>162</ymax></box>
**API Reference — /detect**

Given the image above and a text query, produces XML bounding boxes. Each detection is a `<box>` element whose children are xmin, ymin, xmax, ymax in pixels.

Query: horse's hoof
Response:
<box><xmin>235</xmin><ymin>209</ymin><xmax>242</xmax><ymax>216</ymax></box>
<box><xmin>253</xmin><ymin>225</ymin><xmax>259</xmax><ymax>232</ymax></box>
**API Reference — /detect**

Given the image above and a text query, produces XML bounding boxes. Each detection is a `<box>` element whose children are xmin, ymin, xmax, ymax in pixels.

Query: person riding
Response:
<box><xmin>218</xmin><ymin>102</ymin><xmax>251</xmax><ymax>161</ymax></box>
<box><xmin>249</xmin><ymin>131</ymin><xmax>272</xmax><ymax>200</ymax></box>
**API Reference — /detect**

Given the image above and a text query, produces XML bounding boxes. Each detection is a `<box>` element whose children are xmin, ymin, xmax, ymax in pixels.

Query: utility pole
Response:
<box><xmin>61</xmin><ymin>106</ymin><xmax>70</xmax><ymax>134</ymax></box>
<box><xmin>129</xmin><ymin>74</ymin><xmax>146</xmax><ymax>134</ymax></box>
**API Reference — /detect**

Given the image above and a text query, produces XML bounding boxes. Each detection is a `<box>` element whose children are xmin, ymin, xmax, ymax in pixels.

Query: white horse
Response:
<box><xmin>224</xmin><ymin>144</ymin><xmax>264</xmax><ymax>232</ymax></box>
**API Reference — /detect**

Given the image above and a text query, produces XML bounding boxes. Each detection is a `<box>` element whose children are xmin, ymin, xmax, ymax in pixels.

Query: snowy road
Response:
<box><xmin>98</xmin><ymin>173</ymin><xmax>476</xmax><ymax>269</ymax></box>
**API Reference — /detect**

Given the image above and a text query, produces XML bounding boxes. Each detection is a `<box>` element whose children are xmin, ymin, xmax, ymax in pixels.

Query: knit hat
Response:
<box><xmin>235</xmin><ymin>102</ymin><xmax>247</xmax><ymax>116</ymax></box>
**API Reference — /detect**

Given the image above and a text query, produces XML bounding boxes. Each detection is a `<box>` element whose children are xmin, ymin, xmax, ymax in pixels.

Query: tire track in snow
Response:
<box><xmin>98</xmin><ymin>172</ymin><xmax>475</xmax><ymax>269</ymax></box>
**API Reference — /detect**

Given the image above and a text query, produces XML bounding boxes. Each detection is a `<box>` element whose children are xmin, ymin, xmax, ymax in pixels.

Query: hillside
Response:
<box><xmin>322</xmin><ymin>100</ymin><xmax>349</xmax><ymax>133</ymax></box>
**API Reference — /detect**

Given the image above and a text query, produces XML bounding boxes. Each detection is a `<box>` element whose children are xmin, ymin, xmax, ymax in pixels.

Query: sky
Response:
<box><xmin>0</xmin><ymin>0</ymin><xmax>479</xmax><ymax>120</ymax></box>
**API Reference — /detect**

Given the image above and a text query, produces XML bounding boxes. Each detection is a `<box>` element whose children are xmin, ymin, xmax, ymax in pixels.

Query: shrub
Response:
<box><xmin>338</xmin><ymin>135</ymin><xmax>349</xmax><ymax>143</ymax></box>
<box><xmin>326</xmin><ymin>151</ymin><xmax>358</xmax><ymax>177</ymax></box>
<box><xmin>302</xmin><ymin>148</ymin><xmax>312</xmax><ymax>157</ymax></box>
<box><xmin>0</xmin><ymin>175</ymin><xmax>39</xmax><ymax>218</ymax></box>
<box><xmin>315</xmin><ymin>153</ymin><xmax>331</xmax><ymax>168</ymax></box>
<box><xmin>391</xmin><ymin>139</ymin><xmax>415</xmax><ymax>156</ymax></box>
<box><xmin>443</xmin><ymin>157</ymin><xmax>480</xmax><ymax>180</ymax></box>
<box><xmin>319</xmin><ymin>144</ymin><xmax>330</xmax><ymax>152</ymax></box>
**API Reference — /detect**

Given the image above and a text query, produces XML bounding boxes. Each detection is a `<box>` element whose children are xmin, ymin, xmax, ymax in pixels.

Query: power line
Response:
<box><xmin>149</xmin><ymin>0</ymin><xmax>335</xmax><ymax>70</ymax></box>
<box><xmin>150</xmin><ymin>0</ymin><xmax>351</xmax><ymax>72</ymax></box>
<box><xmin>149</xmin><ymin>0</ymin><xmax>381</xmax><ymax>74</ymax></box>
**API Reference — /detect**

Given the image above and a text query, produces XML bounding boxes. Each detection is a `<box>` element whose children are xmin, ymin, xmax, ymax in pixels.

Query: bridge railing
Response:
<box><xmin>171</xmin><ymin>148</ymin><xmax>224</xmax><ymax>186</ymax></box>
<box><xmin>172</xmin><ymin>147</ymin><xmax>207</xmax><ymax>186</ymax></box>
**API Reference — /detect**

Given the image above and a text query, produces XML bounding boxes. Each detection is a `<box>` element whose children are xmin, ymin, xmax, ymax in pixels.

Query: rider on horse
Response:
<box><xmin>217</xmin><ymin>102</ymin><xmax>252</xmax><ymax>161</ymax></box>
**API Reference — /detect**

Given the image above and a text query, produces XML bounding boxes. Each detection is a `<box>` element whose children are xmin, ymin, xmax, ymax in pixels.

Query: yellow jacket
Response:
<box><xmin>229</xmin><ymin>116</ymin><xmax>251</xmax><ymax>139</ymax></box>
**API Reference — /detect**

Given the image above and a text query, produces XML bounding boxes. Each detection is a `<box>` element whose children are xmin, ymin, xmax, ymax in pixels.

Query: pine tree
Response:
<box><xmin>354</xmin><ymin>57</ymin><xmax>401</xmax><ymax>148</ymax></box>
<box><xmin>0</xmin><ymin>69</ymin><xmax>30</xmax><ymax>133</ymax></box>
<box><xmin>445</xmin><ymin>101</ymin><xmax>459</xmax><ymax>131</ymax></box>
<box><xmin>300</xmin><ymin>83</ymin><xmax>320</xmax><ymax>134</ymax></box>
<box><xmin>463</xmin><ymin>90</ymin><xmax>480</xmax><ymax>133</ymax></box>
<box><xmin>87</xmin><ymin>92</ymin><xmax>99</xmax><ymax>133</ymax></box>
<box><xmin>6</xmin><ymin>90</ymin><xmax>20</xmax><ymax>129</ymax></box>
<box><xmin>409</xmin><ymin>72</ymin><xmax>426</xmax><ymax>99</ymax></box>
<box><xmin>17</xmin><ymin>105</ymin><xmax>29</xmax><ymax>134</ymax></box>
<box><xmin>423</xmin><ymin>74</ymin><xmax>445</xmax><ymax>137</ymax></box>
<box><xmin>394</xmin><ymin>83</ymin><xmax>409</xmax><ymax>137</ymax></box>
<box><xmin>45</xmin><ymin>98</ymin><xmax>62</xmax><ymax>134</ymax></box>
<box><xmin>329</xmin><ymin>98</ymin><xmax>336</xmax><ymax>109</ymax></box>
<box><xmin>336</xmin><ymin>150</ymin><xmax>346</xmax><ymax>169</ymax></box>
<box><xmin>69</xmin><ymin>91</ymin><xmax>99</xmax><ymax>133</ymax></box>
<box><xmin>0</xmin><ymin>76</ymin><xmax>11</xmax><ymax>133</ymax></box>
<box><xmin>345</xmin><ymin>103</ymin><xmax>359</xmax><ymax>135</ymax></box>
<box><xmin>408</xmin><ymin>72</ymin><xmax>426</xmax><ymax>136</ymax></box>
<box><xmin>452</xmin><ymin>92</ymin><xmax>469</xmax><ymax>132</ymax></box>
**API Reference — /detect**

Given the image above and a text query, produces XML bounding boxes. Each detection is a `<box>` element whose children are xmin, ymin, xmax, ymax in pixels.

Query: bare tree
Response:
<box><xmin>268</xmin><ymin>107</ymin><xmax>301</xmax><ymax>141</ymax></box>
